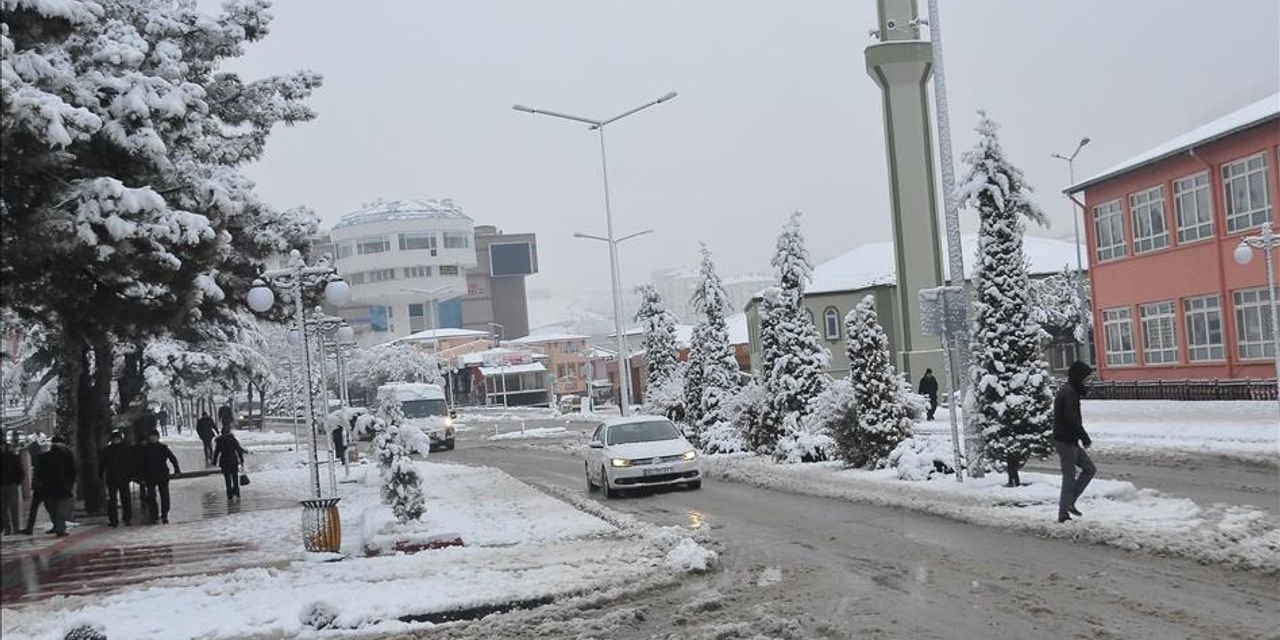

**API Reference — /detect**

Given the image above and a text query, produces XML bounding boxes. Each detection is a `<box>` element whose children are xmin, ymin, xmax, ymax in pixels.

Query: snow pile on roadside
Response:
<box><xmin>0</xmin><ymin>459</ymin><xmax>679</xmax><ymax>640</ymax></box>
<box><xmin>702</xmin><ymin>455</ymin><xmax>1280</xmax><ymax>572</ymax></box>
<box><xmin>487</xmin><ymin>426</ymin><xmax>570</xmax><ymax>441</ymax></box>
<box><xmin>165</xmin><ymin>428</ymin><xmax>296</xmax><ymax>446</ymax></box>
<box><xmin>666</xmin><ymin>537</ymin><xmax>718</xmax><ymax>572</ymax></box>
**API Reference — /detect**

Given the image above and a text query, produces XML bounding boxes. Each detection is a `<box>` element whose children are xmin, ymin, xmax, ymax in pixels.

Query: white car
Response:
<box><xmin>585</xmin><ymin>416</ymin><xmax>701</xmax><ymax>498</ymax></box>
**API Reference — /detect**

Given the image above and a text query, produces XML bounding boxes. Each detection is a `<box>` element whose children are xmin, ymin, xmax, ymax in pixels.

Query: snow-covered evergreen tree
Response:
<box><xmin>682</xmin><ymin>244</ymin><xmax>740</xmax><ymax>448</ymax></box>
<box><xmin>344</xmin><ymin>342</ymin><xmax>443</xmax><ymax>402</ymax></box>
<box><xmin>374</xmin><ymin>400</ymin><xmax>425</xmax><ymax>523</ymax></box>
<box><xmin>764</xmin><ymin>213</ymin><xmax>830</xmax><ymax>460</ymax></box>
<box><xmin>835</xmin><ymin>296</ymin><xmax>922</xmax><ymax>467</ymax></box>
<box><xmin>957</xmin><ymin>111</ymin><xmax>1055</xmax><ymax>486</ymax></box>
<box><xmin>751</xmin><ymin>287</ymin><xmax>784</xmax><ymax>453</ymax></box>
<box><xmin>635</xmin><ymin>284</ymin><xmax>682</xmax><ymax>419</ymax></box>
<box><xmin>1030</xmin><ymin>265</ymin><xmax>1092</xmax><ymax>345</ymax></box>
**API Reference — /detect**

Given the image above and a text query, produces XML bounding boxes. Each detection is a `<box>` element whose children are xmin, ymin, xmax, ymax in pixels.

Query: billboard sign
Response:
<box><xmin>489</xmin><ymin>242</ymin><xmax>536</xmax><ymax>277</ymax></box>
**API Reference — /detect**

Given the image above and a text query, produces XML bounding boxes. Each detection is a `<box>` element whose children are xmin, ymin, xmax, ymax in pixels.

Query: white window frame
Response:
<box><xmin>1129</xmin><ymin>186</ymin><xmax>1169</xmax><ymax>254</ymax></box>
<box><xmin>1173</xmin><ymin>172</ymin><xmax>1214</xmax><ymax>244</ymax></box>
<box><xmin>370</xmin><ymin>268</ymin><xmax>396</xmax><ymax>282</ymax></box>
<box><xmin>1139</xmin><ymin>300</ymin><xmax>1178</xmax><ymax>364</ymax></box>
<box><xmin>439</xmin><ymin>265</ymin><xmax>459</xmax><ymax>276</ymax></box>
<box><xmin>442</xmin><ymin>231</ymin><xmax>471</xmax><ymax>249</ymax></box>
<box><xmin>1092</xmin><ymin>199</ymin><xmax>1127</xmax><ymax>262</ymax></box>
<box><xmin>356</xmin><ymin>235</ymin><xmax>391</xmax><ymax>255</ymax></box>
<box><xmin>1233</xmin><ymin>287</ymin><xmax>1275</xmax><ymax>360</ymax></box>
<box><xmin>1222</xmin><ymin>152</ymin><xmax>1272</xmax><ymax>233</ymax></box>
<box><xmin>1102</xmin><ymin>307</ymin><xmax>1136</xmax><ymax>366</ymax></box>
<box><xmin>1183</xmin><ymin>295</ymin><xmax>1224</xmax><ymax>362</ymax></box>
<box><xmin>336</xmin><ymin>242</ymin><xmax>354</xmax><ymax>259</ymax></box>
<box><xmin>823</xmin><ymin>307</ymin><xmax>840</xmax><ymax>340</ymax></box>
<box><xmin>1049</xmin><ymin>339</ymin><xmax>1077</xmax><ymax>371</ymax></box>
<box><xmin>398</xmin><ymin>232</ymin><xmax>438</xmax><ymax>251</ymax></box>
<box><xmin>345</xmin><ymin>271</ymin><xmax>366</xmax><ymax>285</ymax></box>
<box><xmin>403</xmin><ymin>265</ymin><xmax>433</xmax><ymax>279</ymax></box>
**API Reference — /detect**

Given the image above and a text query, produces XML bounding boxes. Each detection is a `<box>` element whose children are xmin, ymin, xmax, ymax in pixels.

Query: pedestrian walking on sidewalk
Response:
<box><xmin>1053</xmin><ymin>361</ymin><xmax>1097</xmax><ymax>523</ymax></box>
<box><xmin>18</xmin><ymin>439</ymin><xmax>44</xmax><ymax>535</ymax></box>
<box><xmin>35</xmin><ymin>436</ymin><xmax>76</xmax><ymax>537</ymax></box>
<box><xmin>139</xmin><ymin>430</ymin><xmax>180</xmax><ymax>524</ymax></box>
<box><xmin>213</xmin><ymin>425</ymin><xmax>247</xmax><ymax>501</ymax></box>
<box><xmin>218</xmin><ymin>404</ymin><xmax>235</xmax><ymax>432</ymax></box>
<box><xmin>100</xmin><ymin>430</ymin><xmax>134</xmax><ymax>527</ymax></box>
<box><xmin>917</xmin><ymin>369</ymin><xmax>939</xmax><ymax>421</ymax></box>
<box><xmin>196</xmin><ymin>412</ymin><xmax>218</xmax><ymax>466</ymax></box>
<box><xmin>1</xmin><ymin>441</ymin><xmax>23</xmax><ymax>535</ymax></box>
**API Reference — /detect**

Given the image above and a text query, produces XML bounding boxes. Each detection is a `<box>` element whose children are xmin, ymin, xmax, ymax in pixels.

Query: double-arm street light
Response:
<box><xmin>1233</xmin><ymin>224</ymin><xmax>1280</xmax><ymax>416</ymax></box>
<box><xmin>1052</xmin><ymin>136</ymin><xmax>1093</xmax><ymax>365</ymax></box>
<box><xmin>513</xmin><ymin>91</ymin><xmax>678</xmax><ymax>416</ymax></box>
<box><xmin>487</xmin><ymin>322</ymin><xmax>508</xmax><ymax>408</ymax></box>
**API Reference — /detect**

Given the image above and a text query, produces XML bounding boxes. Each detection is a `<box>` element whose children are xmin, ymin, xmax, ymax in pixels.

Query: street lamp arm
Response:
<box><xmin>572</xmin><ymin>232</ymin><xmax>611</xmax><ymax>243</ymax></box>
<box><xmin>615</xmin><ymin>229</ymin><xmax>654</xmax><ymax>243</ymax></box>
<box><xmin>597</xmin><ymin>91</ymin><xmax>679</xmax><ymax>127</ymax></box>
<box><xmin>511</xmin><ymin>104</ymin><xmax>601</xmax><ymax>127</ymax></box>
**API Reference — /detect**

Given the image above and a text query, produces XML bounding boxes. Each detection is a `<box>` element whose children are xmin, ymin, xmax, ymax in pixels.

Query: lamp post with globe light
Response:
<box><xmin>1232</xmin><ymin>223</ymin><xmax>1280</xmax><ymax>416</ymax></box>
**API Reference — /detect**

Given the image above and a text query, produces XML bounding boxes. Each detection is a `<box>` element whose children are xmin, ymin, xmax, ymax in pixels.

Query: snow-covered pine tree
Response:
<box><xmin>750</xmin><ymin>287</ymin><xmax>785</xmax><ymax>453</ymax></box>
<box><xmin>957</xmin><ymin>111</ymin><xmax>1055</xmax><ymax>487</ymax></box>
<box><xmin>375</xmin><ymin>399</ymin><xmax>426</xmax><ymax>523</ymax></box>
<box><xmin>635</xmin><ymin>284</ymin><xmax>683</xmax><ymax>419</ymax></box>
<box><xmin>1030</xmin><ymin>265</ymin><xmax>1092</xmax><ymax>346</ymax></box>
<box><xmin>683</xmin><ymin>244</ymin><xmax>741</xmax><ymax>449</ymax></box>
<box><xmin>765</xmin><ymin>213</ymin><xmax>831</xmax><ymax>461</ymax></box>
<box><xmin>837</xmin><ymin>296</ymin><xmax>920</xmax><ymax>467</ymax></box>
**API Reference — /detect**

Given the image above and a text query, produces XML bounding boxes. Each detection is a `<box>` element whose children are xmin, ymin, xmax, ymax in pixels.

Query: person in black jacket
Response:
<box><xmin>35</xmin><ymin>436</ymin><xmax>77</xmax><ymax>536</ymax></box>
<box><xmin>917</xmin><ymin>369</ymin><xmax>939</xmax><ymax>421</ymax></box>
<box><xmin>139</xmin><ymin>430</ymin><xmax>180</xmax><ymax>524</ymax></box>
<box><xmin>212</xmin><ymin>425</ymin><xmax>247</xmax><ymax>501</ymax></box>
<box><xmin>99</xmin><ymin>430</ymin><xmax>134</xmax><ymax>527</ymax></box>
<box><xmin>196</xmin><ymin>412</ymin><xmax>218</xmax><ymax>466</ymax></box>
<box><xmin>1</xmin><ymin>441</ymin><xmax>23</xmax><ymax>535</ymax></box>
<box><xmin>1053</xmin><ymin>361</ymin><xmax>1097</xmax><ymax>523</ymax></box>
<box><xmin>18</xmin><ymin>440</ymin><xmax>44</xmax><ymax>535</ymax></box>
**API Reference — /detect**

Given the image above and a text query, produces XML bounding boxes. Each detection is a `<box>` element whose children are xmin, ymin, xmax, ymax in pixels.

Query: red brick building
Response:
<box><xmin>1067</xmin><ymin>92</ymin><xmax>1278</xmax><ymax>381</ymax></box>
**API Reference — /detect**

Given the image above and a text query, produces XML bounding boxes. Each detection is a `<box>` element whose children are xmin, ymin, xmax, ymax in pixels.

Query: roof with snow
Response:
<box><xmin>479</xmin><ymin>362</ymin><xmax>547</xmax><ymax>376</ymax></box>
<box><xmin>1067</xmin><ymin>92</ymin><xmax>1280</xmax><ymax>194</ymax></box>
<box><xmin>509</xmin><ymin>333</ymin><xmax>589</xmax><ymax>345</ymax></box>
<box><xmin>392</xmin><ymin>328</ymin><xmax>489</xmax><ymax>344</ymax></box>
<box><xmin>803</xmin><ymin>234</ymin><xmax>1085</xmax><ymax>297</ymax></box>
<box><xmin>334</xmin><ymin>198</ymin><xmax>472</xmax><ymax>229</ymax></box>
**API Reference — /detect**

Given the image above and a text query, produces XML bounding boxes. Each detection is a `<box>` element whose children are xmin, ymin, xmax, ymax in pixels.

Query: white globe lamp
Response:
<box><xmin>324</xmin><ymin>279</ymin><xmax>352</xmax><ymax>306</ymax></box>
<box><xmin>247</xmin><ymin>282</ymin><xmax>275</xmax><ymax>313</ymax></box>
<box><xmin>1233</xmin><ymin>243</ymin><xmax>1254</xmax><ymax>266</ymax></box>
<box><xmin>336</xmin><ymin>325</ymin><xmax>355</xmax><ymax>345</ymax></box>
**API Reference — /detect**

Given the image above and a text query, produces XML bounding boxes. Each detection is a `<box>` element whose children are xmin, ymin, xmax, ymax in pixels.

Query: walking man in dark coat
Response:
<box><xmin>99</xmin><ymin>430</ymin><xmax>134</xmax><ymax>527</ymax></box>
<box><xmin>217</xmin><ymin>404</ymin><xmax>235</xmax><ymax>432</ymax></box>
<box><xmin>213</xmin><ymin>425</ymin><xmax>247</xmax><ymax>501</ymax></box>
<box><xmin>18</xmin><ymin>439</ymin><xmax>44</xmax><ymax>535</ymax></box>
<box><xmin>1</xmin><ymin>441</ymin><xmax>23</xmax><ymax>535</ymax></box>
<box><xmin>139</xmin><ymin>430</ymin><xmax>180</xmax><ymax>524</ymax></box>
<box><xmin>917</xmin><ymin>368</ymin><xmax>939</xmax><ymax>421</ymax></box>
<box><xmin>35</xmin><ymin>436</ymin><xmax>77</xmax><ymax>536</ymax></box>
<box><xmin>1053</xmin><ymin>361</ymin><xmax>1097</xmax><ymax>523</ymax></box>
<box><xmin>196</xmin><ymin>412</ymin><xmax>218</xmax><ymax>466</ymax></box>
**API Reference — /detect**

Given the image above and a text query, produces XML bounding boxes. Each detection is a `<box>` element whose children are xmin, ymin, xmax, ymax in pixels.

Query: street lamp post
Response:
<box><xmin>1233</xmin><ymin>223</ymin><xmax>1280</xmax><ymax>417</ymax></box>
<box><xmin>1052</xmin><ymin>136</ymin><xmax>1093</xmax><ymax>365</ymax></box>
<box><xmin>574</xmin><ymin>229</ymin><xmax>653</xmax><ymax>410</ymax></box>
<box><xmin>247</xmin><ymin>250</ymin><xmax>351</xmax><ymax>499</ymax></box>
<box><xmin>513</xmin><ymin>91</ymin><xmax>678</xmax><ymax>416</ymax></box>
<box><xmin>488</xmin><ymin>322</ymin><xmax>508</xmax><ymax>408</ymax></box>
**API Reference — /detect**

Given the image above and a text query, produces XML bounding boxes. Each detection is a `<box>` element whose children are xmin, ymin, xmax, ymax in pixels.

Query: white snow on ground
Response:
<box><xmin>1</xmin><ymin>452</ymin><xmax>695</xmax><ymax>640</ymax></box>
<box><xmin>487</xmin><ymin>426</ymin><xmax>570</xmax><ymax>441</ymax></box>
<box><xmin>702</xmin><ymin>452</ymin><xmax>1280</xmax><ymax>572</ymax></box>
<box><xmin>163</xmin><ymin>428</ymin><xmax>297</xmax><ymax>446</ymax></box>
<box><xmin>918</xmin><ymin>400</ymin><xmax>1279</xmax><ymax>464</ymax></box>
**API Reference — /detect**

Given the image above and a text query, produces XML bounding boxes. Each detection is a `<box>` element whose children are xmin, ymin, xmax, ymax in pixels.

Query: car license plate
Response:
<box><xmin>643</xmin><ymin>465</ymin><xmax>674</xmax><ymax>476</ymax></box>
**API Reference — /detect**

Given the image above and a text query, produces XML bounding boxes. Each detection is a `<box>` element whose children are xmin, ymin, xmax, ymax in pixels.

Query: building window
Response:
<box><xmin>823</xmin><ymin>307</ymin><xmax>840</xmax><ymax>340</ymax></box>
<box><xmin>439</xmin><ymin>265</ymin><xmax>459</xmax><ymax>276</ymax></box>
<box><xmin>398</xmin><ymin>232</ymin><xmax>437</xmax><ymax>251</ymax></box>
<box><xmin>403</xmin><ymin>265</ymin><xmax>433</xmax><ymax>279</ymax></box>
<box><xmin>408</xmin><ymin>303</ymin><xmax>427</xmax><ymax>333</ymax></box>
<box><xmin>336</xmin><ymin>242</ymin><xmax>354</xmax><ymax>259</ymax></box>
<box><xmin>1173</xmin><ymin>172</ymin><xmax>1213</xmax><ymax>243</ymax></box>
<box><xmin>1092</xmin><ymin>200</ymin><xmax>1127</xmax><ymax>262</ymax></box>
<box><xmin>1183</xmin><ymin>295</ymin><xmax>1224</xmax><ymax>362</ymax></box>
<box><xmin>442</xmin><ymin>231</ymin><xmax>471</xmax><ymax>249</ymax></box>
<box><xmin>370</xmin><ymin>268</ymin><xmax>396</xmax><ymax>282</ymax></box>
<box><xmin>1102</xmin><ymin>307</ymin><xmax>1136</xmax><ymax>366</ymax></box>
<box><xmin>356</xmin><ymin>235</ymin><xmax>390</xmax><ymax>255</ymax></box>
<box><xmin>1223</xmin><ymin>153</ymin><xmax>1272</xmax><ymax>233</ymax></box>
<box><xmin>1129</xmin><ymin>186</ymin><xmax>1169</xmax><ymax>254</ymax></box>
<box><xmin>345</xmin><ymin>271</ymin><xmax>366</xmax><ymax>285</ymax></box>
<box><xmin>370</xmin><ymin>305</ymin><xmax>390</xmax><ymax>332</ymax></box>
<box><xmin>1049</xmin><ymin>339</ymin><xmax>1077</xmax><ymax>371</ymax></box>
<box><xmin>1139</xmin><ymin>301</ymin><xmax>1178</xmax><ymax>364</ymax></box>
<box><xmin>1233</xmin><ymin>287</ymin><xmax>1275</xmax><ymax>359</ymax></box>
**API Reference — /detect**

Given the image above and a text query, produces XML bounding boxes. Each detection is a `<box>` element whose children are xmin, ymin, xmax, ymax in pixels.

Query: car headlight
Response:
<box><xmin>610</xmin><ymin>458</ymin><xmax>632</xmax><ymax>468</ymax></box>
<box><xmin>445</xmin><ymin>416</ymin><xmax>454</xmax><ymax>427</ymax></box>
<box><xmin>680</xmin><ymin>450</ymin><xmax>698</xmax><ymax>461</ymax></box>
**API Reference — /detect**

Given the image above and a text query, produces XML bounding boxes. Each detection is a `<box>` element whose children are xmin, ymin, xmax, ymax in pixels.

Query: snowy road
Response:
<box><xmin>439</xmin><ymin>437</ymin><xmax>1278</xmax><ymax>639</ymax></box>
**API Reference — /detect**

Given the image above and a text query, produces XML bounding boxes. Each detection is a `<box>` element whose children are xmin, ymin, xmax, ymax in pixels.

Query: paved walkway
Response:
<box><xmin>0</xmin><ymin>443</ymin><xmax>299</xmax><ymax>604</ymax></box>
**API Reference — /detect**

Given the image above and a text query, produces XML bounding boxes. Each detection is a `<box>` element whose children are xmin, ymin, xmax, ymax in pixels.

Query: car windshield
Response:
<box><xmin>607</xmin><ymin>420</ymin><xmax>680</xmax><ymax>445</ymax></box>
<box><xmin>401</xmin><ymin>398</ymin><xmax>447</xmax><ymax>419</ymax></box>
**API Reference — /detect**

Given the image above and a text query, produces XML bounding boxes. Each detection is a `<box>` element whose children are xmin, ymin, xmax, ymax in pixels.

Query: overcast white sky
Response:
<box><xmin>225</xmin><ymin>1</ymin><xmax>1279</xmax><ymax>322</ymax></box>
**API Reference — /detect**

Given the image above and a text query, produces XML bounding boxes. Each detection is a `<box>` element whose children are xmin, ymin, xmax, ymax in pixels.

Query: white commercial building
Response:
<box><xmin>331</xmin><ymin>198</ymin><xmax>478</xmax><ymax>346</ymax></box>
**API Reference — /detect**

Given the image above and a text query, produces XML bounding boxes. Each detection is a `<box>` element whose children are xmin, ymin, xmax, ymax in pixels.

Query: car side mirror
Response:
<box><xmin>449</xmin><ymin>409</ymin><xmax>458</xmax><ymax>420</ymax></box>
<box><xmin>588</xmin><ymin>441</ymin><xmax>604</xmax><ymax>449</ymax></box>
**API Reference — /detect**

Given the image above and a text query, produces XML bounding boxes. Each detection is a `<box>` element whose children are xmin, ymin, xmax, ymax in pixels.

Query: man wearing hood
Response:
<box><xmin>1053</xmin><ymin>361</ymin><xmax>1097</xmax><ymax>523</ymax></box>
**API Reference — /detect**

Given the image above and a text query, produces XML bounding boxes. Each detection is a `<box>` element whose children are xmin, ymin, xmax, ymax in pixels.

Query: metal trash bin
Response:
<box><xmin>300</xmin><ymin>498</ymin><xmax>342</xmax><ymax>553</ymax></box>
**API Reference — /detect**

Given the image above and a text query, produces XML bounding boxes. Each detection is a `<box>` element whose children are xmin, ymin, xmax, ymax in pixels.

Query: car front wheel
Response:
<box><xmin>601</xmin><ymin>465</ymin><xmax>617</xmax><ymax>499</ymax></box>
<box><xmin>686</xmin><ymin>480</ymin><xmax>702</xmax><ymax>491</ymax></box>
<box><xmin>585</xmin><ymin>462</ymin><xmax>598</xmax><ymax>492</ymax></box>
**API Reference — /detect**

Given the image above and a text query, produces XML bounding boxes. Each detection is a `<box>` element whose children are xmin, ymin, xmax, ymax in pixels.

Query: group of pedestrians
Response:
<box><xmin>98</xmin><ymin>429</ymin><xmax>183</xmax><ymax>527</ymax></box>
<box><xmin>198</xmin><ymin>410</ymin><xmax>248</xmax><ymax>501</ymax></box>
<box><xmin>1</xmin><ymin>436</ymin><xmax>79</xmax><ymax>536</ymax></box>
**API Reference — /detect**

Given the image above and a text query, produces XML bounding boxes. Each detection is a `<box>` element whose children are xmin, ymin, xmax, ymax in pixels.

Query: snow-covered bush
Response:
<box><xmin>299</xmin><ymin>600</ymin><xmax>339</xmax><ymax>630</ymax></box>
<box><xmin>774</xmin><ymin>413</ymin><xmax>834</xmax><ymax>464</ymax></box>
<box><xmin>373</xmin><ymin>401</ymin><xmax>425</xmax><ymax>523</ymax></box>
<box><xmin>887</xmin><ymin>435</ymin><xmax>957</xmax><ymax>481</ymax></box>
<box><xmin>958</xmin><ymin>112</ymin><xmax>1055</xmax><ymax>486</ymax></box>
<box><xmin>643</xmin><ymin>365</ymin><xmax>686</xmax><ymax>423</ymax></box>
<box><xmin>62</xmin><ymin>623</ymin><xmax>107</xmax><ymax>640</ymax></box>
<box><xmin>835</xmin><ymin>297</ymin><xmax>922</xmax><ymax>468</ymax></box>
<box><xmin>726</xmin><ymin>380</ymin><xmax>771</xmax><ymax>454</ymax></box>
